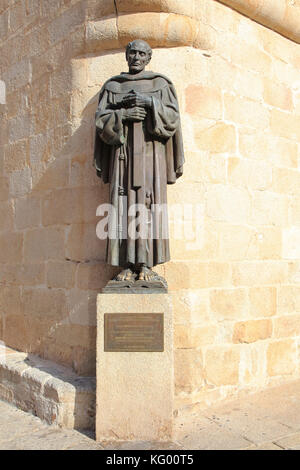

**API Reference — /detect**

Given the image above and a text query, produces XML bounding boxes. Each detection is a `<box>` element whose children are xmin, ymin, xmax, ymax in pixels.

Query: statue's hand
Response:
<box><xmin>122</xmin><ymin>93</ymin><xmax>152</xmax><ymax>109</ymax></box>
<box><xmin>123</xmin><ymin>107</ymin><xmax>147</xmax><ymax>122</ymax></box>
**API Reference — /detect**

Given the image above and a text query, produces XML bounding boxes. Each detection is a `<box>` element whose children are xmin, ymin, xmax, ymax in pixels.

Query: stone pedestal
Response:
<box><xmin>96</xmin><ymin>294</ymin><xmax>174</xmax><ymax>442</ymax></box>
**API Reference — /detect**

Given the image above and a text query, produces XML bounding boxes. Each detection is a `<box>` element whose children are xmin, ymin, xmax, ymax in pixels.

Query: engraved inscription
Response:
<box><xmin>104</xmin><ymin>313</ymin><xmax>164</xmax><ymax>352</ymax></box>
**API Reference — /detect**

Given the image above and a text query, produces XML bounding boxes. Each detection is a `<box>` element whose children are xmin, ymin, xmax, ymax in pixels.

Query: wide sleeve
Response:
<box><xmin>95</xmin><ymin>88</ymin><xmax>125</xmax><ymax>146</ymax></box>
<box><xmin>149</xmin><ymin>84</ymin><xmax>180</xmax><ymax>139</ymax></box>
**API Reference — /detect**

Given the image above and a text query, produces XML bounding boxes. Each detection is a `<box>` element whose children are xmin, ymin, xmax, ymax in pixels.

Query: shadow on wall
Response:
<box><xmin>2</xmin><ymin>86</ymin><xmax>119</xmax><ymax>378</ymax></box>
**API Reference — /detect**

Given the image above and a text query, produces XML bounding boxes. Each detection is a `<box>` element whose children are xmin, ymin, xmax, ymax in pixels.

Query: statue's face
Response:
<box><xmin>126</xmin><ymin>41</ymin><xmax>151</xmax><ymax>74</ymax></box>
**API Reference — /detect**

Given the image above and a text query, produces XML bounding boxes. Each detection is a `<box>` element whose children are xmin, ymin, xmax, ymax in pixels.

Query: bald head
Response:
<box><xmin>126</xmin><ymin>39</ymin><xmax>152</xmax><ymax>74</ymax></box>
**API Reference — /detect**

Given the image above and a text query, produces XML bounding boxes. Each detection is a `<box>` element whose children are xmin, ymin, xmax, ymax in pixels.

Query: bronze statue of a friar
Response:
<box><xmin>94</xmin><ymin>39</ymin><xmax>184</xmax><ymax>292</ymax></box>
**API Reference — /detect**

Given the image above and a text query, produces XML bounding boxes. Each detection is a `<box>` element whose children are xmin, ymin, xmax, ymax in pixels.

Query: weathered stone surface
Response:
<box><xmin>97</xmin><ymin>294</ymin><xmax>174</xmax><ymax>441</ymax></box>
<box><xmin>2</xmin><ymin>0</ymin><xmax>300</xmax><ymax>407</ymax></box>
<box><xmin>267</xmin><ymin>340</ymin><xmax>297</xmax><ymax>376</ymax></box>
<box><xmin>0</xmin><ymin>347</ymin><xmax>95</xmax><ymax>430</ymax></box>
<box><xmin>218</xmin><ymin>0</ymin><xmax>300</xmax><ymax>44</ymax></box>
<box><xmin>233</xmin><ymin>320</ymin><xmax>272</xmax><ymax>344</ymax></box>
<box><xmin>205</xmin><ymin>346</ymin><xmax>240</xmax><ymax>386</ymax></box>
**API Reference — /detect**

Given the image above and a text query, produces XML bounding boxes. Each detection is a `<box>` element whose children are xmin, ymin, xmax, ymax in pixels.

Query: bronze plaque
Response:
<box><xmin>104</xmin><ymin>313</ymin><xmax>164</xmax><ymax>352</ymax></box>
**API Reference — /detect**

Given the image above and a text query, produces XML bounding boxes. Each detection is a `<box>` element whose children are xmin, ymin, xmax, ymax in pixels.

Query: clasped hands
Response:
<box><xmin>122</xmin><ymin>92</ymin><xmax>152</xmax><ymax>122</ymax></box>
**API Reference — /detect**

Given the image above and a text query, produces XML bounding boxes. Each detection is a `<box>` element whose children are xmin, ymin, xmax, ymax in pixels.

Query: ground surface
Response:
<box><xmin>1</xmin><ymin>379</ymin><xmax>300</xmax><ymax>450</ymax></box>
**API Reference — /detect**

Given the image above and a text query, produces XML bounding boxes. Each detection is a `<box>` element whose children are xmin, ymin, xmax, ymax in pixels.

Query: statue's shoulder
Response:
<box><xmin>151</xmin><ymin>73</ymin><xmax>174</xmax><ymax>90</ymax></box>
<box><xmin>102</xmin><ymin>75</ymin><xmax>124</xmax><ymax>93</ymax></box>
<box><xmin>102</xmin><ymin>72</ymin><xmax>174</xmax><ymax>93</ymax></box>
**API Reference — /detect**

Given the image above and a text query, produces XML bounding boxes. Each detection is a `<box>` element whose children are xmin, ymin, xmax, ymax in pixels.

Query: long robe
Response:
<box><xmin>94</xmin><ymin>71</ymin><xmax>184</xmax><ymax>268</ymax></box>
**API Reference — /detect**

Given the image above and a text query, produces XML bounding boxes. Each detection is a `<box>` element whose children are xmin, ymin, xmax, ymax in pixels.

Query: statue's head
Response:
<box><xmin>126</xmin><ymin>39</ymin><xmax>152</xmax><ymax>74</ymax></box>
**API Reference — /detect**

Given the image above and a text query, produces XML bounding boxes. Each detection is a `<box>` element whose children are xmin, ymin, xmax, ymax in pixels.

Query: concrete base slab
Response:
<box><xmin>96</xmin><ymin>293</ymin><xmax>174</xmax><ymax>442</ymax></box>
<box><xmin>0</xmin><ymin>346</ymin><xmax>95</xmax><ymax>430</ymax></box>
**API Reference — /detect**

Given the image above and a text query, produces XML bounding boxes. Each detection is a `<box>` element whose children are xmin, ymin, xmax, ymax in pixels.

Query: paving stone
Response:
<box><xmin>243</xmin><ymin>442</ymin><xmax>282</xmax><ymax>450</ymax></box>
<box><xmin>175</xmin><ymin>418</ymin><xmax>251</xmax><ymax>450</ymax></box>
<box><xmin>206</xmin><ymin>411</ymin><xmax>292</xmax><ymax>445</ymax></box>
<box><xmin>274</xmin><ymin>432</ymin><xmax>300</xmax><ymax>450</ymax></box>
<box><xmin>101</xmin><ymin>440</ymin><xmax>184</xmax><ymax>450</ymax></box>
<box><xmin>1</xmin><ymin>379</ymin><xmax>300</xmax><ymax>450</ymax></box>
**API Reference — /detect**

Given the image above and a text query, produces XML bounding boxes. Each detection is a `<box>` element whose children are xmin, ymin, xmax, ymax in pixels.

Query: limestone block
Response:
<box><xmin>232</xmin><ymin>262</ymin><xmax>288</xmax><ymax>287</ymax></box>
<box><xmin>270</xmin><ymin>109</ymin><xmax>300</xmax><ymax>142</ymax></box>
<box><xmin>46</xmin><ymin>261</ymin><xmax>77</xmax><ymax>289</ymax></box>
<box><xmin>22</xmin><ymin>287</ymin><xmax>67</xmax><ymax>320</ymax></box>
<box><xmin>85</xmin><ymin>17</ymin><xmax>119</xmax><ymax>53</ymax></box>
<box><xmin>251</xmin><ymin>191</ymin><xmax>289</xmax><ymax>227</ymax></box>
<box><xmin>33</xmin><ymin>158</ymin><xmax>69</xmax><ymax>192</ymax></box>
<box><xmin>224</xmin><ymin>94</ymin><xmax>270</xmax><ymax>130</ymax></box>
<box><xmin>9</xmin><ymin>168</ymin><xmax>32</xmax><ymax>197</ymax></box>
<box><xmin>0</xmin><ymin>286</ymin><xmax>22</xmax><ymax>316</ymax></box>
<box><xmin>3</xmin><ymin>59</ymin><xmax>31</xmax><ymax>91</ymax></box>
<box><xmin>164</xmin><ymin>261</ymin><xmax>231</xmax><ymax>290</ymax></box>
<box><xmin>54</xmin><ymin>324</ymin><xmax>96</xmax><ymax>350</ymax></box>
<box><xmin>194</xmin><ymin>122</ymin><xmax>236</xmax><ymax>153</ymax></box>
<box><xmin>0</xmin><ymin>232</ymin><xmax>23</xmax><ymax>264</ymax></box>
<box><xmin>233</xmin><ymin>68</ymin><xmax>264</xmax><ymax>102</ymax></box>
<box><xmin>185</xmin><ymin>85</ymin><xmax>222</xmax><ymax>120</ymax></box>
<box><xmin>210</xmin><ymin>288</ymin><xmax>248</xmax><ymax>321</ymax></box>
<box><xmin>228</xmin><ymin>158</ymin><xmax>272</xmax><ymax>191</ymax></box>
<box><xmin>288</xmin><ymin>262</ymin><xmax>300</xmax><ymax>285</ymax></box>
<box><xmin>174</xmin><ymin>349</ymin><xmax>203</xmax><ymax>394</ymax></box>
<box><xmin>47</xmin><ymin>2</ymin><xmax>85</xmax><ymax>45</ymax></box>
<box><xmin>272</xmin><ymin>168</ymin><xmax>300</xmax><ymax>196</ymax></box>
<box><xmin>0</xmin><ymin>10</ymin><xmax>9</xmax><ymax>42</ymax></box>
<box><xmin>116</xmin><ymin>0</ymin><xmax>195</xmax><ymax>17</ymax></box>
<box><xmin>277</xmin><ymin>286</ymin><xmax>300</xmax><ymax>315</ymax></box>
<box><xmin>4</xmin><ymin>315</ymin><xmax>38</xmax><ymax>352</ymax></box>
<box><xmin>67</xmin><ymin>288</ymin><xmax>98</xmax><ymax>327</ymax></box>
<box><xmin>76</xmin><ymin>262</ymin><xmax>118</xmax><ymax>291</ymax></box>
<box><xmin>0</xmin><ymin>347</ymin><xmax>95</xmax><ymax>430</ymax></box>
<box><xmin>206</xmin><ymin>185</ymin><xmax>251</xmax><ymax>224</ymax></box>
<box><xmin>4</xmin><ymin>140</ymin><xmax>29</xmax><ymax>173</ymax></box>
<box><xmin>66</xmin><ymin>222</ymin><xmax>107</xmax><ymax>263</ymax></box>
<box><xmin>230</xmin><ymin>42</ymin><xmax>272</xmax><ymax>76</ymax></box>
<box><xmin>87</xmin><ymin>0</ymin><xmax>115</xmax><ymax>20</ymax></box>
<box><xmin>233</xmin><ymin>320</ymin><xmax>273</xmax><ymax>344</ymax></box>
<box><xmin>193</xmin><ymin>21</ymin><xmax>217</xmax><ymax>50</ymax></box>
<box><xmin>274</xmin><ymin>315</ymin><xmax>300</xmax><ymax>339</ymax></box>
<box><xmin>246</xmin><ymin>227</ymin><xmax>282</xmax><ymax>261</ymax></box>
<box><xmin>169</xmin><ymin>218</ymin><xmax>218</xmax><ymax>262</ymax></box>
<box><xmin>205</xmin><ymin>346</ymin><xmax>240</xmax><ymax>386</ymax></box>
<box><xmin>0</xmin><ymin>177</ymin><xmax>9</xmax><ymax>201</ymax></box>
<box><xmin>9</xmin><ymin>0</ymin><xmax>25</xmax><ymax>33</ymax></box>
<box><xmin>267</xmin><ymin>340</ymin><xmax>297</xmax><ymax>376</ymax></box>
<box><xmin>263</xmin><ymin>78</ymin><xmax>293</xmax><ymax>111</ymax></box>
<box><xmin>239</xmin><ymin>129</ymin><xmax>298</xmax><ymax>168</ymax></box>
<box><xmin>174</xmin><ymin>324</ymin><xmax>217</xmax><ymax>348</ymax></box>
<box><xmin>207</xmin><ymin>55</ymin><xmax>237</xmax><ymax>93</ymax></box>
<box><xmin>170</xmin><ymin>289</ymin><xmax>210</xmax><ymax>326</ymax></box>
<box><xmin>221</xmin><ymin>224</ymin><xmax>249</xmax><ymax>260</ymax></box>
<box><xmin>282</xmin><ymin>228</ymin><xmax>300</xmax><ymax>260</ymax></box>
<box><xmin>218</xmin><ymin>0</ymin><xmax>300</xmax><ymax>44</ymax></box>
<box><xmin>1</xmin><ymin>263</ymin><xmax>45</xmax><ymax>287</ymax></box>
<box><xmin>15</xmin><ymin>196</ymin><xmax>41</xmax><ymax>230</ymax></box>
<box><xmin>0</xmin><ymin>200</ymin><xmax>14</xmax><ymax>232</ymax></box>
<box><xmin>42</xmin><ymin>187</ymin><xmax>101</xmax><ymax>226</ymax></box>
<box><xmin>24</xmin><ymin>227</ymin><xmax>65</xmax><ymax>263</ymax></box>
<box><xmin>290</xmin><ymin>197</ymin><xmax>300</xmax><ymax>227</ymax></box>
<box><xmin>249</xmin><ymin>287</ymin><xmax>277</xmax><ymax>318</ymax></box>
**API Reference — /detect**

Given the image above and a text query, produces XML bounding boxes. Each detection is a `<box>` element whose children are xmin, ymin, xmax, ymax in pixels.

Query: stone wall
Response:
<box><xmin>1</xmin><ymin>0</ymin><xmax>300</xmax><ymax>409</ymax></box>
<box><xmin>0</xmin><ymin>0</ymin><xmax>100</xmax><ymax>376</ymax></box>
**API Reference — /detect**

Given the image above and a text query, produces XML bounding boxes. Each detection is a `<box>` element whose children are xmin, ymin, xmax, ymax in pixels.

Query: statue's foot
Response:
<box><xmin>114</xmin><ymin>268</ymin><xmax>136</xmax><ymax>282</ymax></box>
<box><xmin>138</xmin><ymin>266</ymin><xmax>162</xmax><ymax>282</ymax></box>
